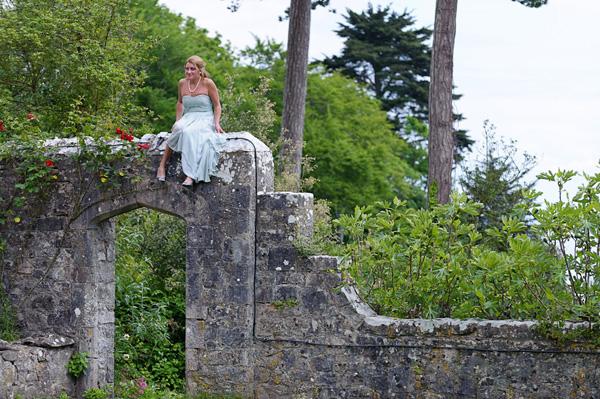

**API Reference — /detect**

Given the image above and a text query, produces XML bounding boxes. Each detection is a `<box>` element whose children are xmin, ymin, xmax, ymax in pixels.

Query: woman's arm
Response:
<box><xmin>207</xmin><ymin>79</ymin><xmax>224</xmax><ymax>133</ymax></box>
<box><xmin>175</xmin><ymin>79</ymin><xmax>184</xmax><ymax>121</ymax></box>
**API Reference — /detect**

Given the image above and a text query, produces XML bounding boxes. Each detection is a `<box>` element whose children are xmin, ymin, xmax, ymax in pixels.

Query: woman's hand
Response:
<box><xmin>215</xmin><ymin>123</ymin><xmax>225</xmax><ymax>134</ymax></box>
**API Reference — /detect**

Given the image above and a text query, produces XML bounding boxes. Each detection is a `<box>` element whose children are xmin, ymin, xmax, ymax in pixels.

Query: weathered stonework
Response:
<box><xmin>0</xmin><ymin>335</ymin><xmax>74</xmax><ymax>398</ymax></box>
<box><xmin>1</xmin><ymin>132</ymin><xmax>599</xmax><ymax>398</ymax></box>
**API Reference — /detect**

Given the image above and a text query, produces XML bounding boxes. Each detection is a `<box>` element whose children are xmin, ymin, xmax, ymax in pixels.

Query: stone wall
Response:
<box><xmin>1</xmin><ymin>133</ymin><xmax>599</xmax><ymax>398</ymax></box>
<box><xmin>253</xmin><ymin>191</ymin><xmax>600</xmax><ymax>398</ymax></box>
<box><xmin>0</xmin><ymin>335</ymin><xmax>74</xmax><ymax>398</ymax></box>
<box><xmin>0</xmin><ymin>132</ymin><xmax>272</xmax><ymax>397</ymax></box>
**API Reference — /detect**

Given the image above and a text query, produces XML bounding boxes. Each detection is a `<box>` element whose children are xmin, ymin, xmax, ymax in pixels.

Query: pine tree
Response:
<box><xmin>460</xmin><ymin>121</ymin><xmax>536</xmax><ymax>242</ymax></box>
<box><xmin>323</xmin><ymin>5</ymin><xmax>431</xmax><ymax>123</ymax></box>
<box><xmin>322</xmin><ymin>4</ymin><xmax>472</xmax><ymax>168</ymax></box>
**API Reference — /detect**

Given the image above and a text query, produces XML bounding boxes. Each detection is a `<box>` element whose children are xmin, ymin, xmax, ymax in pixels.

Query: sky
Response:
<box><xmin>159</xmin><ymin>0</ymin><xmax>600</xmax><ymax>200</ymax></box>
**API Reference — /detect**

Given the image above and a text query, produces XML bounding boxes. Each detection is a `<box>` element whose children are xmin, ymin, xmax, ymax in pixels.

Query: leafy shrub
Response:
<box><xmin>220</xmin><ymin>74</ymin><xmax>277</xmax><ymax>150</ymax></box>
<box><xmin>0</xmin><ymin>0</ymin><xmax>152</xmax><ymax>138</ymax></box>
<box><xmin>111</xmin><ymin>377</ymin><xmax>243</xmax><ymax>399</ymax></box>
<box><xmin>335</xmin><ymin>168</ymin><xmax>600</xmax><ymax>338</ymax></box>
<box><xmin>337</xmin><ymin>194</ymin><xmax>562</xmax><ymax>319</ymax></box>
<box><xmin>82</xmin><ymin>388</ymin><xmax>109</xmax><ymax>399</ymax></box>
<box><xmin>67</xmin><ymin>351</ymin><xmax>89</xmax><ymax>378</ymax></box>
<box><xmin>533</xmin><ymin>170</ymin><xmax>600</xmax><ymax>324</ymax></box>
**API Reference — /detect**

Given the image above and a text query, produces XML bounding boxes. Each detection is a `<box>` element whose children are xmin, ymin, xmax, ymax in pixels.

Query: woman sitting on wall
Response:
<box><xmin>156</xmin><ymin>55</ymin><xmax>226</xmax><ymax>186</ymax></box>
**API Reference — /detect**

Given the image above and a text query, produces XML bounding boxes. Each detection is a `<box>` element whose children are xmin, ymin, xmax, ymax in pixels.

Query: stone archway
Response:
<box><xmin>0</xmin><ymin>133</ymin><xmax>273</xmax><ymax>396</ymax></box>
<box><xmin>72</xmin><ymin>197</ymin><xmax>204</xmax><ymax>392</ymax></box>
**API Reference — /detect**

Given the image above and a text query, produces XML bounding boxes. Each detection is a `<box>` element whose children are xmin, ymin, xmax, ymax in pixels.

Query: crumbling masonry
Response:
<box><xmin>1</xmin><ymin>132</ymin><xmax>599</xmax><ymax>398</ymax></box>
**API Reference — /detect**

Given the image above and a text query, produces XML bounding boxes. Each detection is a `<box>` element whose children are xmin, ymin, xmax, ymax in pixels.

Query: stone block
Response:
<box><xmin>266</xmin><ymin>246</ymin><xmax>297</xmax><ymax>271</ymax></box>
<box><xmin>1</xmin><ymin>350</ymin><xmax>18</xmax><ymax>362</ymax></box>
<box><xmin>301</xmin><ymin>287</ymin><xmax>329</xmax><ymax>312</ymax></box>
<box><xmin>274</xmin><ymin>285</ymin><xmax>299</xmax><ymax>301</ymax></box>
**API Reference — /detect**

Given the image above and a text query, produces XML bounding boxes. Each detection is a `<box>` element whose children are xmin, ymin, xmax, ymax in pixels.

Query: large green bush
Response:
<box><xmin>336</xmin><ymin>194</ymin><xmax>566</xmax><ymax>320</ymax></box>
<box><xmin>334</xmin><ymin>169</ymin><xmax>599</xmax><ymax>341</ymax></box>
<box><xmin>0</xmin><ymin>0</ymin><xmax>152</xmax><ymax>138</ymax></box>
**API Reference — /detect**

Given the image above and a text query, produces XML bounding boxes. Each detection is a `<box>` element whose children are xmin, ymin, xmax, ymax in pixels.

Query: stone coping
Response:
<box><xmin>40</xmin><ymin>131</ymin><xmax>271</xmax><ymax>155</ymax></box>
<box><xmin>0</xmin><ymin>334</ymin><xmax>74</xmax><ymax>350</ymax></box>
<box><xmin>339</xmin><ymin>267</ymin><xmax>596</xmax><ymax>344</ymax></box>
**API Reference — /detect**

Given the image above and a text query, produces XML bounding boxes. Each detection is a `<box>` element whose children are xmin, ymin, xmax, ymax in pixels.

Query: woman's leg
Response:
<box><xmin>156</xmin><ymin>147</ymin><xmax>172</xmax><ymax>181</ymax></box>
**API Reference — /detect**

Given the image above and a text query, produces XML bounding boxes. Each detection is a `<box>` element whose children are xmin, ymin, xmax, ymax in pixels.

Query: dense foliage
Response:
<box><xmin>333</xmin><ymin>170</ymin><xmax>599</xmax><ymax>339</ymax></box>
<box><xmin>114</xmin><ymin>209</ymin><xmax>186</xmax><ymax>392</ymax></box>
<box><xmin>229</xmin><ymin>38</ymin><xmax>426</xmax><ymax>212</ymax></box>
<box><xmin>129</xmin><ymin>0</ymin><xmax>236</xmax><ymax>133</ymax></box>
<box><xmin>323</xmin><ymin>4</ymin><xmax>431</xmax><ymax>121</ymax></box>
<box><xmin>0</xmin><ymin>0</ymin><xmax>152</xmax><ymax>138</ymax></box>
<box><xmin>304</xmin><ymin>70</ymin><xmax>425</xmax><ymax>212</ymax></box>
<box><xmin>321</xmin><ymin>4</ymin><xmax>473</xmax><ymax>162</ymax></box>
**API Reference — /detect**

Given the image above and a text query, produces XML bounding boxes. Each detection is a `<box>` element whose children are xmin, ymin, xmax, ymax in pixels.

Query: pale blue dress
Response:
<box><xmin>166</xmin><ymin>95</ymin><xmax>226</xmax><ymax>182</ymax></box>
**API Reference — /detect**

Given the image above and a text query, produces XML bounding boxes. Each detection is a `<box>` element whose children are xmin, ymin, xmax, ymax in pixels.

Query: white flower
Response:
<box><xmin>123</xmin><ymin>354</ymin><xmax>130</xmax><ymax>361</ymax></box>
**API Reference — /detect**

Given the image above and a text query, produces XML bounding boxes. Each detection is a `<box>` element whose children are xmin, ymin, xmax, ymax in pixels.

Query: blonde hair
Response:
<box><xmin>185</xmin><ymin>55</ymin><xmax>209</xmax><ymax>80</ymax></box>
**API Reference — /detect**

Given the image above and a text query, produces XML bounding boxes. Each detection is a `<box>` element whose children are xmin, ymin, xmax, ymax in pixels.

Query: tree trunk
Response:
<box><xmin>280</xmin><ymin>0</ymin><xmax>311</xmax><ymax>190</ymax></box>
<box><xmin>427</xmin><ymin>0</ymin><xmax>458</xmax><ymax>204</ymax></box>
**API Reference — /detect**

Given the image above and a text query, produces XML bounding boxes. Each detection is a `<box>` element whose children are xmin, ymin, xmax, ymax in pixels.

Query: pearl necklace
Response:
<box><xmin>187</xmin><ymin>78</ymin><xmax>201</xmax><ymax>94</ymax></box>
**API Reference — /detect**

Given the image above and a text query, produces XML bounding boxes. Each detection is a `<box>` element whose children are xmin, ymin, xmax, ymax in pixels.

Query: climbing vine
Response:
<box><xmin>0</xmin><ymin>113</ymin><xmax>154</xmax><ymax>341</ymax></box>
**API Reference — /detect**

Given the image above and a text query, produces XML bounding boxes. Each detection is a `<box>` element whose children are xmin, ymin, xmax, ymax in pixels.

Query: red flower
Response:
<box><xmin>137</xmin><ymin>143</ymin><xmax>150</xmax><ymax>150</ymax></box>
<box><xmin>26</xmin><ymin>112</ymin><xmax>36</xmax><ymax>121</ymax></box>
<box><xmin>116</xmin><ymin>127</ymin><xmax>134</xmax><ymax>142</ymax></box>
<box><xmin>44</xmin><ymin>159</ymin><xmax>55</xmax><ymax>167</ymax></box>
<box><xmin>0</xmin><ymin>120</ymin><xmax>5</xmax><ymax>132</ymax></box>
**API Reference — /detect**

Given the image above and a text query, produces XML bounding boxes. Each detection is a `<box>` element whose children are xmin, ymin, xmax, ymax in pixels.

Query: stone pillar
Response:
<box><xmin>73</xmin><ymin>221</ymin><xmax>116</xmax><ymax>393</ymax></box>
<box><xmin>185</xmin><ymin>149</ymin><xmax>260</xmax><ymax>396</ymax></box>
<box><xmin>255</xmin><ymin>192</ymin><xmax>314</xmax><ymax>307</ymax></box>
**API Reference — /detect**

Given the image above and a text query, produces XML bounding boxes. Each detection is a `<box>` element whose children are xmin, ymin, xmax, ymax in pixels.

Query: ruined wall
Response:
<box><xmin>0</xmin><ymin>132</ymin><xmax>272</xmax><ymax>397</ymax></box>
<box><xmin>254</xmin><ymin>192</ymin><xmax>600</xmax><ymax>398</ymax></box>
<box><xmin>1</xmin><ymin>132</ymin><xmax>599</xmax><ymax>399</ymax></box>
